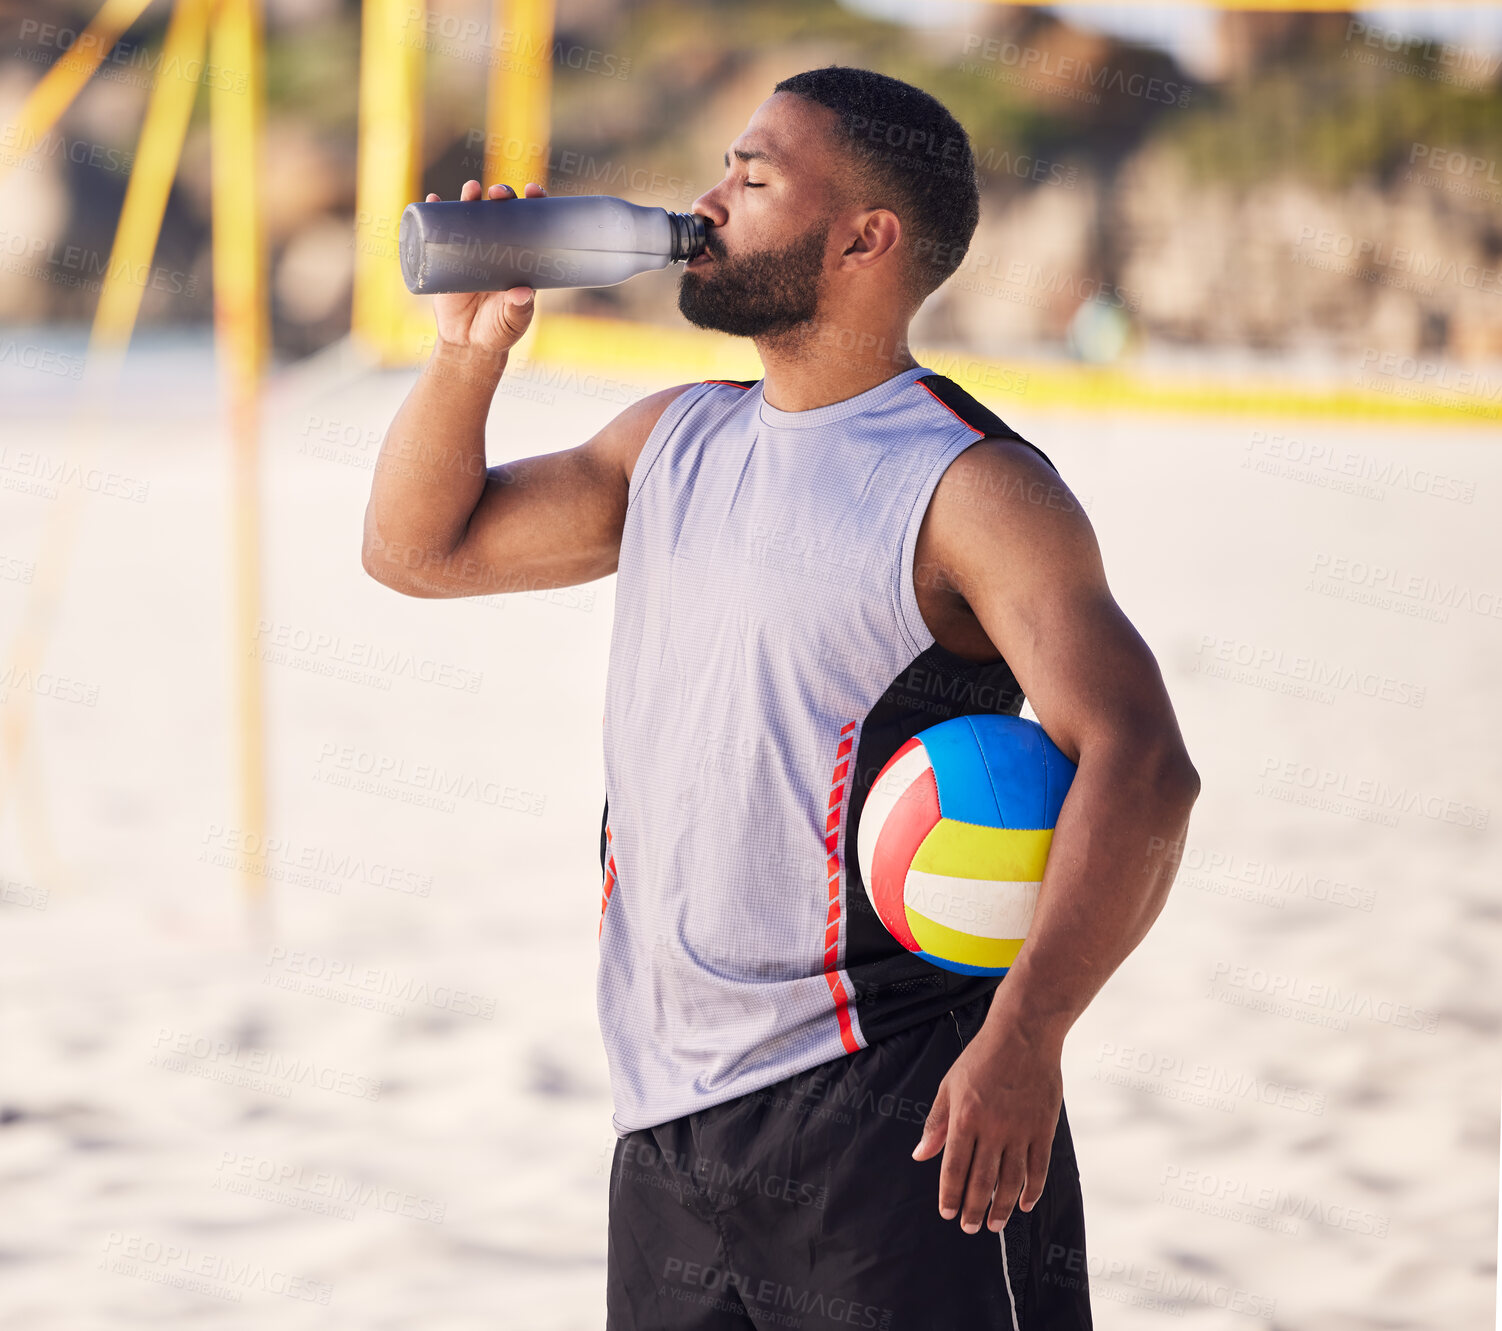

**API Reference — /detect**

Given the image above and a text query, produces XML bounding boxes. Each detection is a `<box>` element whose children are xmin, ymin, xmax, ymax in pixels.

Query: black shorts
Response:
<box><xmin>605</xmin><ymin>991</ymin><xmax>1092</xmax><ymax>1330</ymax></box>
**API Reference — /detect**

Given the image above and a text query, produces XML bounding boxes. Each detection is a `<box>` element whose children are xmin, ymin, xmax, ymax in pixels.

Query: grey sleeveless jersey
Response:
<box><xmin>597</xmin><ymin>363</ymin><xmax>1057</xmax><ymax>1135</ymax></box>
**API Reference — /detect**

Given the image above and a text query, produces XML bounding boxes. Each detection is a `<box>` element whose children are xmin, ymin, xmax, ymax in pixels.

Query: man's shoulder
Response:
<box><xmin>922</xmin><ymin>410</ymin><xmax>1085</xmax><ymax>552</ymax></box>
<box><xmin>595</xmin><ymin>381</ymin><xmax>705</xmax><ymax>487</ymax></box>
<box><xmin>910</xmin><ymin>372</ymin><xmax>1057</xmax><ymax>475</ymax></box>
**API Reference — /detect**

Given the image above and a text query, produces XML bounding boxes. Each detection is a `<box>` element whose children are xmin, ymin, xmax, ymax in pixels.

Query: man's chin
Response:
<box><xmin>676</xmin><ymin>273</ymin><xmax>818</xmax><ymax>339</ymax></box>
<box><xmin>677</xmin><ymin>280</ymin><xmax>742</xmax><ymax>334</ymax></box>
<box><xmin>678</xmin><ymin>303</ymin><xmax>769</xmax><ymax>337</ymax></box>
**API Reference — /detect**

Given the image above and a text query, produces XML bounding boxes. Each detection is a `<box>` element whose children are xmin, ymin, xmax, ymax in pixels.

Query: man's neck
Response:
<box><xmin>753</xmin><ymin>317</ymin><xmax>919</xmax><ymax>413</ymax></box>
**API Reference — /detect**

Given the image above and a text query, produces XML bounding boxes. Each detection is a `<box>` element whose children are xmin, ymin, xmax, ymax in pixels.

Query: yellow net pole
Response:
<box><xmin>91</xmin><ymin>0</ymin><xmax>214</xmax><ymax>353</ymax></box>
<box><xmin>483</xmin><ymin>0</ymin><xmax>554</xmax><ymax>193</ymax></box>
<box><xmin>477</xmin><ymin>0</ymin><xmax>553</xmax><ymax>369</ymax></box>
<box><xmin>0</xmin><ymin>0</ymin><xmax>155</xmax><ymax>187</ymax></box>
<box><xmin>211</xmin><ymin>0</ymin><xmax>270</xmax><ymax>927</ymax></box>
<box><xmin>352</xmin><ymin>0</ymin><xmax>426</xmax><ymax>365</ymax></box>
<box><xmin>0</xmin><ymin>0</ymin><xmax>211</xmax><ymax>877</ymax></box>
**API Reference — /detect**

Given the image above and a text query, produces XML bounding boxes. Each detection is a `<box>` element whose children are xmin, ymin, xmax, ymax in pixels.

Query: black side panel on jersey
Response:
<box><xmin>842</xmin><ymin>641</ymin><xmax>1032</xmax><ymax>1044</ymax></box>
<box><xmin>917</xmin><ymin>373</ymin><xmax>1059</xmax><ymax>474</ymax></box>
<box><xmin>600</xmin><ymin>796</ymin><xmax>609</xmax><ymax>876</ymax></box>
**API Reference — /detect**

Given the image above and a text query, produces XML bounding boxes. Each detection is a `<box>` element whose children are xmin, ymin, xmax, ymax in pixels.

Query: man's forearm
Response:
<box><xmin>362</xmin><ymin>340</ymin><xmax>508</xmax><ymax>584</ymax></box>
<box><xmin>981</xmin><ymin>736</ymin><xmax>1199</xmax><ymax>1047</ymax></box>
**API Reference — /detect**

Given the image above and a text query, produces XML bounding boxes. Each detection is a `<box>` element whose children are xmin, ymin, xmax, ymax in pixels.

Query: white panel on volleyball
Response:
<box><xmin>903</xmin><ymin>872</ymin><xmax>1040</xmax><ymax>939</ymax></box>
<box><xmin>855</xmin><ymin>743</ymin><xmax>936</xmax><ymax>903</ymax></box>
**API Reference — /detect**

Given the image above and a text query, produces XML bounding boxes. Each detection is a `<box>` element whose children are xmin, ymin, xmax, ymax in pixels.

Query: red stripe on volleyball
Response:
<box><xmin>870</xmin><ymin>761</ymin><xmax>940</xmax><ymax>954</ymax></box>
<box><xmin>873</xmin><ymin>736</ymin><xmax>925</xmax><ymax>784</ymax></box>
<box><xmin>822</xmin><ymin>721</ymin><xmax>860</xmax><ymax>1052</ymax></box>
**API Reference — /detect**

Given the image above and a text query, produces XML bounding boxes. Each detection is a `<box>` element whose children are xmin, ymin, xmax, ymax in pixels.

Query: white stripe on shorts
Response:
<box><xmin>998</xmin><ymin>1226</ymin><xmax>1021</xmax><ymax>1331</ymax></box>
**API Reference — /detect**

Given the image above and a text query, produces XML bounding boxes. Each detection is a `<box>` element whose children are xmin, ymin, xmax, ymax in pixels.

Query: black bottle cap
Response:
<box><xmin>669</xmin><ymin>212</ymin><xmax>708</xmax><ymax>263</ymax></box>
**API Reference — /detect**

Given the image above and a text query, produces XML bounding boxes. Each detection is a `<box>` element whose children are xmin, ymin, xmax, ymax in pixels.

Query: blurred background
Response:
<box><xmin>6</xmin><ymin>0</ymin><xmax>1502</xmax><ymax>366</ymax></box>
<box><xmin>0</xmin><ymin>2</ymin><xmax>1497</xmax><ymax>1329</ymax></box>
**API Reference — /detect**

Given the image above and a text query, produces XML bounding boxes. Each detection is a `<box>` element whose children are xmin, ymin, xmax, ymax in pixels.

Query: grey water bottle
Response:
<box><xmin>398</xmin><ymin>194</ymin><xmax>708</xmax><ymax>294</ymax></box>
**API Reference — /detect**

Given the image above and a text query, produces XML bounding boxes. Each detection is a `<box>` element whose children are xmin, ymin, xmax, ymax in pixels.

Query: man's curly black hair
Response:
<box><xmin>773</xmin><ymin>65</ymin><xmax>981</xmax><ymax>309</ymax></box>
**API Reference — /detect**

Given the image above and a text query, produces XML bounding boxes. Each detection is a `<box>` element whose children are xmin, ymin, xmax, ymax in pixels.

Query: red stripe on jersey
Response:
<box><xmin>598</xmin><ymin>824</ymin><xmax>617</xmax><ymax>938</ymax></box>
<box><xmin>824</xmin><ymin>968</ymin><xmax>860</xmax><ymax>1054</ymax></box>
<box><xmin>821</xmin><ymin>721</ymin><xmax>861</xmax><ymax>1052</ymax></box>
<box><xmin>916</xmin><ymin>379</ymin><xmax>983</xmax><ymax>435</ymax></box>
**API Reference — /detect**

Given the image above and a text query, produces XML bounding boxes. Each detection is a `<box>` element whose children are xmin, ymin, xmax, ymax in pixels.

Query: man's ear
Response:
<box><xmin>840</xmin><ymin>208</ymin><xmax>902</xmax><ymax>264</ymax></box>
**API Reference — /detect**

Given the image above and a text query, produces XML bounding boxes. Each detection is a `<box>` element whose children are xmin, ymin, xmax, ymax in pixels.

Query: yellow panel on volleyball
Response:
<box><xmin>907</xmin><ymin>909</ymin><xmax>1026</xmax><ymax>971</ymax></box>
<box><xmin>910</xmin><ymin>820</ymin><xmax>1054</xmax><ymax>880</ymax></box>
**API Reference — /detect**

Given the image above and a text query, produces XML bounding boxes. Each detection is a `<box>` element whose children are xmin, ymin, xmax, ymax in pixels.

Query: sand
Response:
<box><xmin>0</xmin><ymin>331</ymin><xmax>1496</xmax><ymax>1329</ymax></box>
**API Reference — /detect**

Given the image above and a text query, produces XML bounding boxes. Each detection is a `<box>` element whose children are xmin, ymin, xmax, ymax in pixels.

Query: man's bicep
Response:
<box><xmin>930</xmin><ymin>440</ymin><xmax>1174</xmax><ymax>761</ymax></box>
<box><xmin>1007</xmin><ymin>585</ymin><xmax>1174</xmax><ymax>766</ymax></box>
<box><xmin>437</xmin><ymin>381</ymin><xmax>695</xmax><ymax>598</ymax></box>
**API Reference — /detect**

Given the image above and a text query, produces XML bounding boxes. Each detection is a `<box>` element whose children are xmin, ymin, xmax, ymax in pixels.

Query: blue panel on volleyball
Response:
<box><xmin>914</xmin><ymin>949</ymin><xmax>1004</xmax><ymax>977</ymax></box>
<box><xmin>918</xmin><ymin>714</ymin><xmax>1074</xmax><ymax>831</ymax></box>
<box><xmin>973</xmin><ymin>714</ymin><xmax>1075</xmax><ymax>829</ymax></box>
<box><xmin>915</xmin><ymin>716</ymin><xmax>999</xmax><ymax>826</ymax></box>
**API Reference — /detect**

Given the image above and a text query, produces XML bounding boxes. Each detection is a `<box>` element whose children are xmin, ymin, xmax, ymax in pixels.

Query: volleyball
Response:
<box><xmin>856</xmin><ymin>714</ymin><xmax>1076</xmax><ymax>977</ymax></box>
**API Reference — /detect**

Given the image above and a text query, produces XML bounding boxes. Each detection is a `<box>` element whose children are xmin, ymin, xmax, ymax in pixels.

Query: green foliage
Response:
<box><xmin>263</xmin><ymin>18</ymin><xmax>361</xmax><ymax>132</ymax></box>
<box><xmin>1156</xmin><ymin>63</ymin><xmax>1502</xmax><ymax>191</ymax></box>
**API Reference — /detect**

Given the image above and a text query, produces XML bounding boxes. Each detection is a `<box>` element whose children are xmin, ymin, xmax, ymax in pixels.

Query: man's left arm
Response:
<box><xmin>908</xmin><ymin>438</ymin><xmax>1201</xmax><ymax>1235</ymax></box>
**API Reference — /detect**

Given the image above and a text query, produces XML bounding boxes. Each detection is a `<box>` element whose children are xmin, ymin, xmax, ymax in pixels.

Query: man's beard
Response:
<box><xmin>677</xmin><ymin>217</ymin><xmax>831</xmax><ymax>338</ymax></box>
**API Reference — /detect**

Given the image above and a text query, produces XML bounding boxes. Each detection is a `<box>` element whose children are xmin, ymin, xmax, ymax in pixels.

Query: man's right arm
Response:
<box><xmin>358</xmin><ymin>176</ymin><xmax>696</xmax><ymax>599</ymax></box>
<box><xmin>360</xmin><ymin>340</ymin><xmax>694</xmax><ymax>599</ymax></box>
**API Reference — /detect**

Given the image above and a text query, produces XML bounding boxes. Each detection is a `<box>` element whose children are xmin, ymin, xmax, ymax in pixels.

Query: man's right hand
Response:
<box><xmin>365</xmin><ymin>176</ymin><xmax>697</xmax><ymax>600</ymax></box>
<box><xmin>429</xmin><ymin>178</ymin><xmax>548</xmax><ymax>355</ymax></box>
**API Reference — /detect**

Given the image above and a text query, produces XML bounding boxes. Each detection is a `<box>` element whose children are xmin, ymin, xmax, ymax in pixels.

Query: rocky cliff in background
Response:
<box><xmin>1</xmin><ymin>0</ymin><xmax>1498</xmax><ymax>367</ymax></box>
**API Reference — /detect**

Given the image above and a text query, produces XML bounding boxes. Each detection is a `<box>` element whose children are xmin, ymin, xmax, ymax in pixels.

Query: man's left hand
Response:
<box><xmin>911</xmin><ymin>1014</ymin><xmax>1063</xmax><ymax>1234</ymax></box>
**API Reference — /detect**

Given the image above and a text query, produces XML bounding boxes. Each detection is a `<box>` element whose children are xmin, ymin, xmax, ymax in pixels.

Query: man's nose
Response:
<box><xmin>690</xmin><ymin>185</ymin><xmax>728</xmax><ymax>230</ymax></box>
